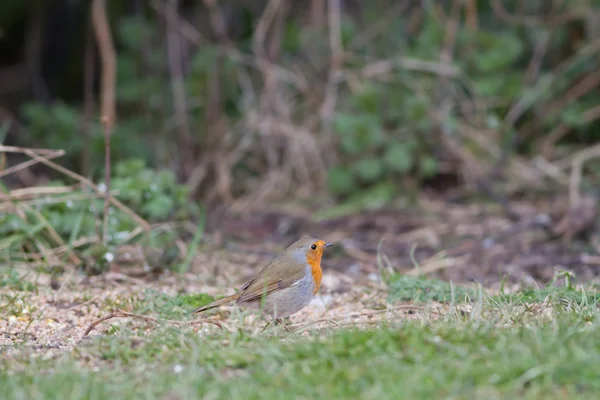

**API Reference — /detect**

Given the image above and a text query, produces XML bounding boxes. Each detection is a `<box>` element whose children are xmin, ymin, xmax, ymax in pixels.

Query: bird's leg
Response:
<box><xmin>260</xmin><ymin>315</ymin><xmax>291</xmax><ymax>332</ymax></box>
<box><xmin>274</xmin><ymin>317</ymin><xmax>291</xmax><ymax>332</ymax></box>
<box><xmin>260</xmin><ymin>314</ymin><xmax>275</xmax><ymax>332</ymax></box>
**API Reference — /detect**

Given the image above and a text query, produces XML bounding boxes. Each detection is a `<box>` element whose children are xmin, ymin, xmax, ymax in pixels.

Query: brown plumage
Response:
<box><xmin>192</xmin><ymin>236</ymin><xmax>332</xmax><ymax>319</ymax></box>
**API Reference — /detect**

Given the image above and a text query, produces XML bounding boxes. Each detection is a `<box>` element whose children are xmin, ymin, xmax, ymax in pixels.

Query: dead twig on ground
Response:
<box><xmin>82</xmin><ymin>309</ymin><xmax>229</xmax><ymax>338</ymax></box>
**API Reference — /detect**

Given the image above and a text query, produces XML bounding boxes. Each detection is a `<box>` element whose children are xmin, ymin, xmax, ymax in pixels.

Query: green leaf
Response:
<box><xmin>327</xmin><ymin>167</ymin><xmax>356</xmax><ymax>195</ymax></box>
<box><xmin>384</xmin><ymin>142</ymin><xmax>414</xmax><ymax>173</ymax></box>
<box><xmin>141</xmin><ymin>196</ymin><xmax>174</xmax><ymax>220</ymax></box>
<box><xmin>348</xmin><ymin>182</ymin><xmax>396</xmax><ymax>209</ymax></box>
<box><xmin>351</xmin><ymin>83</ymin><xmax>382</xmax><ymax>115</ymax></box>
<box><xmin>473</xmin><ymin>32</ymin><xmax>523</xmax><ymax>72</ymax></box>
<box><xmin>419</xmin><ymin>157</ymin><xmax>438</xmax><ymax>178</ymax></box>
<box><xmin>561</xmin><ymin>105</ymin><xmax>585</xmax><ymax>128</ymax></box>
<box><xmin>353</xmin><ymin>158</ymin><xmax>385</xmax><ymax>183</ymax></box>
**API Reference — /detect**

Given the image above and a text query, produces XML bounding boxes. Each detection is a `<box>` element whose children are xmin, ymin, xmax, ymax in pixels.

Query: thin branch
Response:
<box><xmin>320</xmin><ymin>0</ymin><xmax>343</xmax><ymax>126</ymax></box>
<box><xmin>91</xmin><ymin>0</ymin><xmax>116</xmax><ymax>130</ymax></box>
<box><xmin>102</xmin><ymin>117</ymin><xmax>111</xmax><ymax>245</ymax></box>
<box><xmin>82</xmin><ymin>20</ymin><xmax>95</xmax><ymax>177</ymax></box>
<box><xmin>15</xmin><ymin>147</ymin><xmax>150</xmax><ymax>231</ymax></box>
<box><xmin>82</xmin><ymin>309</ymin><xmax>228</xmax><ymax>337</ymax></box>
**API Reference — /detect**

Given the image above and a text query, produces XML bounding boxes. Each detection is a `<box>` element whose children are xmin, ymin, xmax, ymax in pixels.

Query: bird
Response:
<box><xmin>191</xmin><ymin>236</ymin><xmax>333</xmax><ymax>324</ymax></box>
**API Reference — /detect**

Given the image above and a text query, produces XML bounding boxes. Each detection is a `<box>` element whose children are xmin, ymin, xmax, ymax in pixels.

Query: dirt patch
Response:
<box><xmin>1</xmin><ymin>270</ymin><xmax>426</xmax><ymax>360</ymax></box>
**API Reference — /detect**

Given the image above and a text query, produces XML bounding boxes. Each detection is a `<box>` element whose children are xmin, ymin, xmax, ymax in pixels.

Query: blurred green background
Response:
<box><xmin>1</xmin><ymin>0</ymin><xmax>599</xmax><ymax>223</ymax></box>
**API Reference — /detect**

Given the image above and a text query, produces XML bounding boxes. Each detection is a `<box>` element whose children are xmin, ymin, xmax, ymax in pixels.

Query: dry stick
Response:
<box><xmin>91</xmin><ymin>0</ymin><xmax>116</xmax><ymax>131</ymax></box>
<box><xmin>320</xmin><ymin>0</ymin><xmax>342</xmax><ymax>148</ymax></box>
<box><xmin>2</xmin><ymin>191</ymin><xmax>102</xmax><ymax>209</ymax></box>
<box><xmin>0</xmin><ymin>185</ymin><xmax>75</xmax><ymax>200</ymax></box>
<box><xmin>102</xmin><ymin>117</ymin><xmax>111</xmax><ymax>245</ymax></box>
<box><xmin>0</xmin><ymin>149</ymin><xmax>65</xmax><ymax>179</ymax></box>
<box><xmin>82</xmin><ymin>309</ymin><xmax>228</xmax><ymax>337</ymax></box>
<box><xmin>91</xmin><ymin>0</ymin><xmax>116</xmax><ymax>244</ymax></box>
<box><xmin>22</xmin><ymin>149</ymin><xmax>150</xmax><ymax>231</ymax></box>
<box><xmin>0</xmin><ymin>145</ymin><xmax>64</xmax><ymax>156</ymax></box>
<box><xmin>82</xmin><ymin>19</ymin><xmax>96</xmax><ymax>178</ymax></box>
<box><xmin>360</xmin><ymin>57</ymin><xmax>459</xmax><ymax>79</ymax></box>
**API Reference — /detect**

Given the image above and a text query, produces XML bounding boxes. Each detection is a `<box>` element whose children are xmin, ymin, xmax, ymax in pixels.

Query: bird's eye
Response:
<box><xmin>310</xmin><ymin>244</ymin><xmax>317</xmax><ymax>250</ymax></box>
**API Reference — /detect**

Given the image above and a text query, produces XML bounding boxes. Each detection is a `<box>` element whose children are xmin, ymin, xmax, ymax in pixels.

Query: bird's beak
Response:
<box><xmin>325</xmin><ymin>242</ymin><xmax>334</xmax><ymax>248</ymax></box>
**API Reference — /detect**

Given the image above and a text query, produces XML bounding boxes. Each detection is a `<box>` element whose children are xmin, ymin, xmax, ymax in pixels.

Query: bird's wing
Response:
<box><xmin>237</xmin><ymin>260</ymin><xmax>306</xmax><ymax>304</ymax></box>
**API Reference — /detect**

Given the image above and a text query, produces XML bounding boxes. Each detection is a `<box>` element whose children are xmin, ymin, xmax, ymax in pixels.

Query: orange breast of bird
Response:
<box><xmin>305</xmin><ymin>249</ymin><xmax>324</xmax><ymax>295</ymax></box>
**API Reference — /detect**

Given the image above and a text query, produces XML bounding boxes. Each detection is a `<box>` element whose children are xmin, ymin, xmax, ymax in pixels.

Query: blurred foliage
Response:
<box><xmin>0</xmin><ymin>158</ymin><xmax>200</xmax><ymax>272</ymax></box>
<box><xmin>2</xmin><ymin>0</ymin><xmax>600</xmax><ymax>209</ymax></box>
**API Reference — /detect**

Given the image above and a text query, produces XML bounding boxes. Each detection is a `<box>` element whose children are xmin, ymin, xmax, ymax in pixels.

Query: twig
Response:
<box><xmin>0</xmin><ymin>145</ymin><xmax>65</xmax><ymax>155</ymax></box>
<box><xmin>0</xmin><ymin>185</ymin><xmax>75</xmax><ymax>200</ymax></box>
<box><xmin>320</xmin><ymin>0</ymin><xmax>343</xmax><ymax>125</ymax></box>
<box><xmin>21</xmin><ymin>148</ymin><xmax>150</xmax><ymax>231</ymax></box>
<box><xmin>82</xmin><ymin>19</ymin><xmax>95</xmax><ymax>177</ymax></box>
<box><xmin>360</xmin><ymin>57</ymin><xmax>459</xmax><ymax>79</ymax></box>
<box><xmin>82</xmin><ymin>309</ymin><xmax>228</xmax><ymax>337</ymax></box>
<box><xmin>102</xmin><ymin>117</ymin><xmax>111</xmax><ymax>245</ymax></box>
<box><xmin>91</xmin><ymin>0</ymin><xmax>116</xmax><ymax>131</ymax></box>
<box><xmin>0</xmin><ymin>149</ymin><xmax>64</xmax><ymax>179</ymax></box>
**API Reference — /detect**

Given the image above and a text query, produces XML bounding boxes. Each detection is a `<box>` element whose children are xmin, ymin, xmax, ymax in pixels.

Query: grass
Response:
<box><xmin>129</xmin><ymin>288</ymin><xmax>216</xmax><ymax>319</ymax></box>
<box><xmin>0</xmin><ymin>268</ymin><xmax>39</xmax><ymax>293</ymax></box>
<box><xmin>2</xmin><ymin>277</ymin><xmax>600</xmax><ymax>400</ymax></box>
<box><xmin>386</xmin><ymin>275</ymin><xmax>478</xmax><ymax>304</ymax></box>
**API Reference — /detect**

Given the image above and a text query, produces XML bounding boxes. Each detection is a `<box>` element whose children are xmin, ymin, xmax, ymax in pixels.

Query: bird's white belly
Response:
<box><xmin>264</xmin><ymin>273</ymin><xmax>316</xmax><ymax>318</ymax></box>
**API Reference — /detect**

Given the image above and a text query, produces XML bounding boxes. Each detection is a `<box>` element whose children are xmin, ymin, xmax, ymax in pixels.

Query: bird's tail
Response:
<box><xmin>191</xmin><ymin>292</ymin><xmax>241</xmax><ymax>314</ymax></box>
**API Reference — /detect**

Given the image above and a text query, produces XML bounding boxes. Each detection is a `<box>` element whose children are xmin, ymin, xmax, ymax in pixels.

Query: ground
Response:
<box><xmin>2</xmin><ymin>199</ymin><xmax>600</xmax><ymax>399</ymax></box>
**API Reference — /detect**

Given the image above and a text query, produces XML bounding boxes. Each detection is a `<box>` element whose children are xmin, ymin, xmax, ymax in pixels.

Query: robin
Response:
<box><xmin>192</xmin><ymin>236</ymin><xmax>333</xmax><ymax>323</ymax></box>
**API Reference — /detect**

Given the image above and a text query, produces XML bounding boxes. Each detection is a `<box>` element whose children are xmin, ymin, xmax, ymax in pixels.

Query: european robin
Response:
<box><xmin>192</xmin><ymin>236</ymin><xmax>333</xmax><ymax>321</ymax></box>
